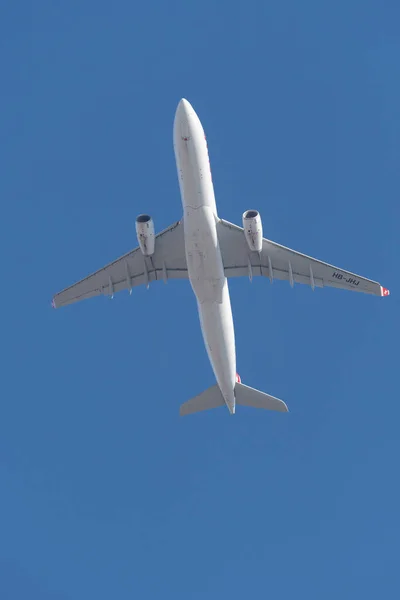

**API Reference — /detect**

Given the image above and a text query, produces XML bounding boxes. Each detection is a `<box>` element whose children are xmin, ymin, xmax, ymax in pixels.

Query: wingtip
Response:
<box><xmin>51</xmin><ymin>298</ymin><xmax>56</xmax><ymax>309</ymax></box>
<box><xmin>380</xmin><ymin>286</ymin><xmax>390</xmax><ymax>297</ymax></box>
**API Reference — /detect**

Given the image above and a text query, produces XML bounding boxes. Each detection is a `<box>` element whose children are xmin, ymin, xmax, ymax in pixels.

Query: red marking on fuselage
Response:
<box><xmin>235</xmin><ymin>373</ymin><xmax>241</xmax><ymax>383</ymax></box>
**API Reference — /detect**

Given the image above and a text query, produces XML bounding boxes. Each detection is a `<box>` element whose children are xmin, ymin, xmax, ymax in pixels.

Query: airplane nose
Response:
<box><xmin>176</xmin><ymin>98</ymin><xmax>194</xmax><ymax>119</ymax></box>
<box><xmin>174</xmin><ymin>98</ymin><xmax>195</xmax><ymax>141</ymax></box>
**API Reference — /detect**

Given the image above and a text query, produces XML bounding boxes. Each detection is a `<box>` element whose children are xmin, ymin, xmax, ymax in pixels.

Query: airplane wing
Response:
<box><xmin>52</xmin><ymin>221</ymin><xmax>188</xmax><ymax>308</ymax></box>
<box><xmin>217</xmin><ymin>219</ymin><xmax>389</xmax><ymax>297</ymax></box>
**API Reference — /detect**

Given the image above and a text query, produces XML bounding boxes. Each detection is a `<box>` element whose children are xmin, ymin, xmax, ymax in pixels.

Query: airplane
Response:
<box><xmin>52</xmin><ymin>98</ymin><xmax>390</xmax><ymax>416</ymax></box>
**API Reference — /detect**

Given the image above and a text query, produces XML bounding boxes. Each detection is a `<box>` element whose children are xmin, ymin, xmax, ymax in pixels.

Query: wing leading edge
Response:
<box><xmin>218</xmin><ymin>219</ymin><xmax>389</xmax><ymax>297</ymax></box>
<box><xmin>52</xmin><ymin>221</ymin><xmax>188</xmax><ymax>308</ymax></box>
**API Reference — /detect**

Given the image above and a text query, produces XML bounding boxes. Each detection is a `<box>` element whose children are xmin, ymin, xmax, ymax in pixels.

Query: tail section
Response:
<box><xmin>179</xmin><ymin>380</ymin><xmax>288</xmax><ymax>416</ymax></box>
<box><xmin>235</xmin><ymin>381</ymin><xmax>288</xmax><ymax>412</ymax></box>
<box><xmin>180</xmin><ymin>384</ymin><xmax>225</xmax><ymax>416</ymax></box>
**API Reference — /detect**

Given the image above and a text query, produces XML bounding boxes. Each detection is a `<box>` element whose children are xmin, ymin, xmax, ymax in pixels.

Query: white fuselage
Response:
<box><xmin>173</xmin><ymin>99</ymin><xmax>236</xmax><ymax>413</ymax></box>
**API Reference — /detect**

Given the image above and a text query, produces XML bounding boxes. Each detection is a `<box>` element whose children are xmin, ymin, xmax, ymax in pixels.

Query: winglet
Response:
<box><xmin>380</xmin><ymin>286</ymin><xmax>390</xmax><ymax>297</ymax></box>
<box><xmin>51</xmin><ymin>298</ymin><xmax>56</xmax><ymax>309</ymax></box>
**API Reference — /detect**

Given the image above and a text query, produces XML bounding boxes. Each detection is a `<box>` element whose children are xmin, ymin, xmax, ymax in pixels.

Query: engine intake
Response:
<box><xmin>136</xmin><ymin>214</ymin><xmax>155</xmax><ymax>256</ymax></box>
<box><xmin>242</xmin><ymin>210</ymin><xmax>263</xmax><ymax>253</ymax></box>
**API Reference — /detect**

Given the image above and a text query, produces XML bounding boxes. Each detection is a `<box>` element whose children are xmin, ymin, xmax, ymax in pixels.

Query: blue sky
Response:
<box><xmin>1</xmin><ymin>0</ymin><xmax>399</xmax><ymax>597</ymax></box>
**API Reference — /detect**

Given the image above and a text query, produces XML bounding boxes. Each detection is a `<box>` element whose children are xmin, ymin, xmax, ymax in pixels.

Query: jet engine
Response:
<box><xmin>242</xmin><ymin>210</ymin><xmax>263</xmax><ymax>253</ymax></box>
<box><xmin>135</xmin><ymin>214</ymin><xmax>155</xmax><ymax>256</ymax></box>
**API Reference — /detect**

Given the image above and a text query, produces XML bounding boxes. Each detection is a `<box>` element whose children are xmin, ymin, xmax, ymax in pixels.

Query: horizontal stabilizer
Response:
<box><xmin>235</xmin><ymin>382</ymin><xmax>288</xmax><ymax>412</ymax></box>
<box><xmin>180</xmin><ymin>384</ymin><xmax>225</xmax><ymax>416</ymax></box>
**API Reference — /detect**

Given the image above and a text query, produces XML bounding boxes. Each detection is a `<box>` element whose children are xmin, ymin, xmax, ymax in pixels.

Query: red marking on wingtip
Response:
<box><xmin>381</xmin><ymin>287</ymin><xmax>390</xmax><ymax>297</ymax></box>
<box><xmin>235</xmin><ymin>373</ymin><xmax>241</xmax><ymax>383</ymax></box>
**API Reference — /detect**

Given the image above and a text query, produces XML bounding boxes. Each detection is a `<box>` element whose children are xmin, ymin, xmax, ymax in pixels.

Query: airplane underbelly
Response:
<box><xmin>184</xmin><ymin>205</ymin><xmax>225</xmax><ymax>304</ymax></box>
<box><xmin>173</xmin><ymin>99</ymin><xmax>237</xmax><ymax>408</ymax></box>
<box><xmin>197</xmin><ymin>284</ymin><xmax>236</xmax><ymax>401</ymax></box>
<box><xmin>184</xmin><ymin>206</ymin><xmax>236</xmax><ymax>402</ymax></box>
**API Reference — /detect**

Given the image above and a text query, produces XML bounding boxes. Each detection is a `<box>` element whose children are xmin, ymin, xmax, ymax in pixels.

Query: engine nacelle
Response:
<box><xmin>135</xmin><ymin>214</ymin><xmax>155</xmax><ymax>256</ymax></box>
<box><xmin>242</xmin><ymin>210</ymin><xmax>263</xmax><ymax>253</ymax></box>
